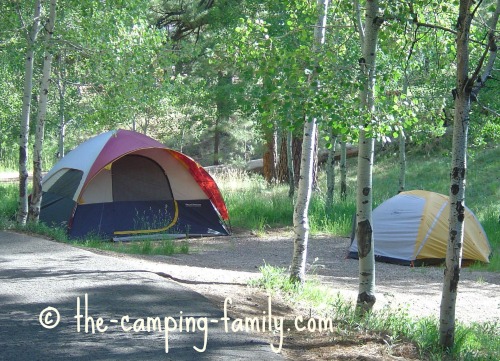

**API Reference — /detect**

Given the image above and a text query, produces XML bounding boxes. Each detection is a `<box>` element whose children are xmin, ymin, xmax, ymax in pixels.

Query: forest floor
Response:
<box><xmin>98</xmin><ymin>229</ymin><xmax>500</xmax><ymax>360</ymax></box>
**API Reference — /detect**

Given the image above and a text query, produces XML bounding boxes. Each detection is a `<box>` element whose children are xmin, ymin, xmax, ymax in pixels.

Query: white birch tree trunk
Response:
<box><xmin>440</xmin><ymin>0</ymin><xmax>500</xmax><ymax>348</ymax></box>
<box><xmin>355</xmin><ymin>0</ymin><xmax>383</xmax><ymax>313</ymax></box>
<box><xmin>289</xmin><ymin>0</ymin><xmax>329</xmax><ymax>283</ymax></box>
<box><xmin>290</xmin><ymin>116</ymin><xmax>318</xmax><ymax>283</ymax></box>
<box><xmin>340</xmin><ymin>140</ymin><xmax>347</xmax><ymax>200</ymax></box>
<box><xmin>29</xmin><ymin>0</ymin><xmax>57</xmax><ymax>222</ymax></box>
<box><xmin>17</xmin><ymin>0</ymin><xmax>42</xmax><ymax>225</ymax></box>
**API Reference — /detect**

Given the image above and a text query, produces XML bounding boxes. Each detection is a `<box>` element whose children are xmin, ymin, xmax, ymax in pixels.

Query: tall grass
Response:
<box><xmin>217</xmin><ymin>170</ymin><xmax>294</xmax><ymax>233</ymax></box>
<box><xmin>251</xmin><ymin>264</ymin><xmax>500</xmax><ymax>360</ymax></box>
<box><xmin>215</xmin><ymin>169</ymin><xmax>355</xmax><ymax>236</ymax></box>
<box><xmin>0</xmin><ymin>183</ymin><xmax>18</xmax><ymax>227</ymax></box>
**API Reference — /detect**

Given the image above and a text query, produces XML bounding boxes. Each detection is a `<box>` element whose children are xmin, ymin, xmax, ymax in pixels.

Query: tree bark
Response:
<box><xmin>277</xmin><ymin>131</ymin><xmax>289</xmax><ymax>184</ymax></box>
<box><xmin>214</xmin><ymin>70</ymin><xmax>231</xmax><ymax>166</ymax></box>
<box><xmin>213</xmin><ymin>115</ymin><xmax>221</xmax><ymax>165</ymax></box>
<box><xmin>340</xmin><ymin>140</ymin><xmax>347</xmax><ymax>200</ymax></box>
<box><xmin>287</xmin><ymin>130</ymin><xmax>295</xmax><ymax>198</ymax></box>
<box><xmin>262</xmin><ymin>125</ymin><xmax>278</xmax><ymax>183</ymax></box>
<box><xmin>29</xmin><ymin>0</ymin><xmax>57</xmax><ymax>222</ymax></box>
<box><xmin>355</xmin><ymin>0</ymin><xmax>383</xmax><ymax>313</ymax></box>
<box><xmin>290</xmin><ymin>116</ymin><xmax>318</xmax><ymax>283</ymax></box>
<box><xmin>292</xmin><ymin>134</ymin><xmax>302</xmax><ymax>187</ymax></box>
<box><xmin>312</xmin><ymin>125</ymin><xmax>320</xmax><ymax>190</ymax></box>
<box><xmin>326</xmin><ymin>129</ymin><xmax>337</xmax><ymax>207</ymax></box>
<box><xmin>17</xmin><ymin>0</ymin><xmax>42</xmax><ymax>225</ymax></box>
<box><xmin>439</xmin><ymin>0</ymin><xmax>499</xmax><ymax>349</ymax></box>
<box><xmin>290</xmin><ymin>0</ymin><xmax>329</xmax><ymax>284</ymax></box>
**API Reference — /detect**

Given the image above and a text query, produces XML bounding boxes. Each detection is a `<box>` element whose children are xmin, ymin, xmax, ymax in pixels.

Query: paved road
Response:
<box><xmin>0</xmin><ymin>231</ymin><xmax>283</xmax><ymax>360</ymax></box>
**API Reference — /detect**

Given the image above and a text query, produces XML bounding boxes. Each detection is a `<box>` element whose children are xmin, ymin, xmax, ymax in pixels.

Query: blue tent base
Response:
<box><xmin>69</xmin><ymin>199</ymin><xmax>229</xmax><ymax>239</ymax></box>
<box><xmin>111</xmin><ymin>233</ymin><xmax>221</xmax><ymax>242</ymax></box>
<box><xmin>347</xmin><ymin>252</ymin><xmax>479</xmax><ymax>267</ymax></box>
<box><xmin>347</xmin><ymin>252</ymin><xmax>444</xmax><ymax>267</ymax></box>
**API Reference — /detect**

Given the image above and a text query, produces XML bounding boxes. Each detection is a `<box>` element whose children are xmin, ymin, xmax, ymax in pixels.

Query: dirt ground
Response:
<box><xmin>103</xmin><ymin>229</ymin><xmax>499</xmax><ymax>360</ymax></box>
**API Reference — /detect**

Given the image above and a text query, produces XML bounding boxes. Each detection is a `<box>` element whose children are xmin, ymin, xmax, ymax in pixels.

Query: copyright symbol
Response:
<box><xmin>39</xmin><ymin>307</ymin><xmax>60</xmax><ymax>329</ymax></box>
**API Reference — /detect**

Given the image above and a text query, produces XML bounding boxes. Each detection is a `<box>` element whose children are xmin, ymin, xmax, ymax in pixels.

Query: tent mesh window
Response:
<box><xmin>112</xmin><ymin>155</ymin><xmax>173</xmax><ymax>201</ymax></box>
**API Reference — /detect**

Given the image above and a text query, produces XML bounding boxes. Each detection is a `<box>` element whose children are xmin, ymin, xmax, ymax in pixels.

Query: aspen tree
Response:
<box><xmin>290</xmin><ymin>0</ymin><xmax>329</xmax><ymax>283</ymax></box>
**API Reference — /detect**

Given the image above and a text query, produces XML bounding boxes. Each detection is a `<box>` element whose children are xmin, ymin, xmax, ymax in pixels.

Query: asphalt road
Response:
<box><xmin>0</xmin><ymin>231</ymin><xmax>283</xmax><ymax>360</ymax></box>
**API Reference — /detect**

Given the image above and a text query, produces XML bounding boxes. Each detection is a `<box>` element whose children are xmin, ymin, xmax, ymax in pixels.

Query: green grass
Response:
<box><xmin>250</xmin><ymin>264</ymin><xmax>500</xmax><ymax>360</ymax></box>
<box><xmin>0</xmin><ymin>183</ymin><xmax>18</xmax><ymax>226</ymax></box>
<box><xmin>78</xmin><ymin>237</ymin><xmax>189</xmax><ymax>256</ymax></box>
<box><xmin>216</xmin><ymin>169</ymin><xmax>355</xmax><ymax>236</ymax></box>
<box><xmin>216</xmin><ymin>170</ymin><xmax>294</xmax><ymax>233</ymax></box>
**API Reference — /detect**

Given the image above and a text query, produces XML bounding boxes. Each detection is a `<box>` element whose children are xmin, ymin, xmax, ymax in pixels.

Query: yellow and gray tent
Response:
<box><xmin>349</xmin><ymin>190</ymin><xmax>491</xmax><ymax>266</ymax></box>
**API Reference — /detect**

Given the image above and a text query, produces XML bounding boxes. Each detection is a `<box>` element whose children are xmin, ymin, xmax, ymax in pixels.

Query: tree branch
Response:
<box><xmin>466</xmin><ymin>34</ymin><xmax>493</xmax><ymax>93</ymax></box>
<box><xmin>470</xmin><ymin>0</ymin><xmax>500</xmax><ymax>99</ymax></box>
<box><xmin>475</xmin><ymin>100</ymin><xmax>500</xmax><ymax>116</ymax></box>
<box><xmin>471</xmin><ymin>0</ymin><xmax>485</xmax><ymax>18</ymax></box>
<box><xmin>414</xmin><ymin>21</ymin><xmax>457</xmax><ymax>36</ymax></box>
<box><xmin>54</xmin><ymin>38</ymin><xmax>96</xmax><ymax>55</ymax></box>
<box><xmin>15</xmin><ymin>2</ymin><xmax>28</xmax><ymax>39</ymax></box>
<box><xmin>354</xmin><ymin>0</ymin><xmax>365</xmax><ymax>48</ymax></box>
<box><xmin>414</xmin><ymin>19</ymin><xmax>489</xmax><ymax>46</ymax></box>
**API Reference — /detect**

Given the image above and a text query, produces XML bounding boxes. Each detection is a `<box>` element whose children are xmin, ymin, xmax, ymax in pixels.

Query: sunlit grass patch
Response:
<box><xmin>0</xmin><ymin>183</ymin><xmax>18</xmax><ymax>226</ymax></box>
<box><xmin>250</xmin><ymin>264</ymin><xmax>500</xmax><ymax>360</ymax></box>
<box><xmin>79</xmin><ymin>237</ymin><xmax>189</xmax><ymax>256</ymax></box>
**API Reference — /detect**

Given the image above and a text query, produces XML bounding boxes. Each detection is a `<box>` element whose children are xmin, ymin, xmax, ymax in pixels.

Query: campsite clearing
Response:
<box><xmin>89</xmin><ymin>229</ymin><xmax>500</xmax><ymax>359</ymax></box>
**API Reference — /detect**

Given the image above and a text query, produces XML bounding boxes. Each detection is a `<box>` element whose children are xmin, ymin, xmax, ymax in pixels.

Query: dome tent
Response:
<box><xmin>348</xmin><ymin>190</ymin><xmax>491</xmax><ymax>266</ymax></box>
<box><xmin>40</xmin><ymin>129</ymin><xmax>230</xmax><ymax>239</ymax></box>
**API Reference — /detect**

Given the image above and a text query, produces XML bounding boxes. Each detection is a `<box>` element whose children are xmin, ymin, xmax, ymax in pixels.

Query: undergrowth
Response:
<box><xmin>79</xmin><ymin>237</ymin><xmax>189</xmax><ymax>256</ymax></box>
<box><xmin>250</xmin><ymin>264</ymin><xmax>500</xmax><ymax>360</ymax></box>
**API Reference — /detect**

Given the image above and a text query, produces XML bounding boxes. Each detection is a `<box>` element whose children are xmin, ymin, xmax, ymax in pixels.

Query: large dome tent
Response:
<box><xmin>39</xmin><ymin>129</ymin><xmax>230</xmax><ymax>239</ymax></box>
<box><xmin>348</xmin><ymin>190</ymin><xmax>491</xmax><ymax>266</ymax></box>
